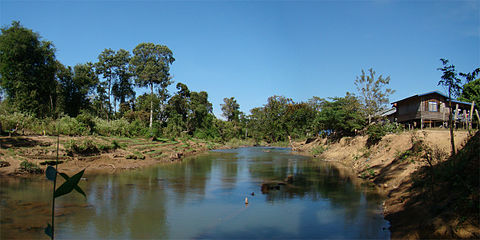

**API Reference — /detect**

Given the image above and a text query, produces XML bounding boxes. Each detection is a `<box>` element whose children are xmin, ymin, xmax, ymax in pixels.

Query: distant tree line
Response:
<box><xmin>1</xmin><ymin>21</ymin><xmax>479</xmax><ymax>143</ymax></box>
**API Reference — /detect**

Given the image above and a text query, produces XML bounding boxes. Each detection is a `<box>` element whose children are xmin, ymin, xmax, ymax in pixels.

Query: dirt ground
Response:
<box><xmin>292</xmin><ymin>129</ymin><xmax>479</xmax><ymax>239</ymax></box>
<box><xmin>0</xmin><ymin>135</ymin><xmax>221</xmax><ymax>176</ymax></box>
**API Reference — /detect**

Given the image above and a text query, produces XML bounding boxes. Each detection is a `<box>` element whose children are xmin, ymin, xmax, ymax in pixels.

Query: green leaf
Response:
<box><xmin>44</xmin><ymin>223</ymin><xmax>53</xmax><ymax>238</ymax></box>
<box><xmin>59</xmin><ymin>172</ymin><xmax>86</xmax><ymax>198</ymax></box>
<box><xmin>46</xmin><ymin>166</ymin><xmax>56</xmax><ymax>181</ymax></box>
<box><xmin>54</xmin><ymin>169</ymin><xmax>85</xmax><ymax>198</ymax></box>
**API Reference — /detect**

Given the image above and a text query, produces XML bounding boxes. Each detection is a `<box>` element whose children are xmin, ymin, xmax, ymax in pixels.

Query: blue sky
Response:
<box><xmin>1</xmin><ymin>0</ymin><xmax>479</xmax><ymax>118</ymax></box>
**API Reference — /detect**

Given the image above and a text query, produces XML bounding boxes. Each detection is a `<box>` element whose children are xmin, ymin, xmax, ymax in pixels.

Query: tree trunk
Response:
<box><xmin>107</xmin><ymin>79</ymin><xmax>111</xmax><ymax>122</ymax></box>
<box><xmin>149</xmin><ymin>83</ymin><xmax>153</xmax><ymax>129</ymax></box>
<box><xmin>448</xmin><ymin>89</ymin><xmax>456</xmax><ymax>155</ymax></box>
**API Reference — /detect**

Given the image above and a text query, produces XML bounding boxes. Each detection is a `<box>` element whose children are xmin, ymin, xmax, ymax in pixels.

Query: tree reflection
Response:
<box><xmin>247</xmin><ymin>148</ymin><xmax>385</xmax><ymax>230</ymax></box>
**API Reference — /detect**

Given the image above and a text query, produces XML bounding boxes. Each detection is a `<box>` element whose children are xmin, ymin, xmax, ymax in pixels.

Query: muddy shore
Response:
<box><xmin>0</xmin><ymin>135</ymin><xmax>225</xmax><ymax>177</ymax></box>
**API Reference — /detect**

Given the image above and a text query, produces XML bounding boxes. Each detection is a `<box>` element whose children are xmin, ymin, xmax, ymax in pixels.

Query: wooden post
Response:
<box><xmin>463</xmin><ymin>109</ymin><xmax>467</xmax><ymax>130</ymax></box>
<box><xmin>476</xmin><ymin>109</ymin><xmax>480</xmax><ymax>130</ymax></box>
<box><xmin>421</xmin><ymin>118</ymin><xmax>423</xmax><ymax>130</ymax></box>
<box><xmin>454</xmin><ymin>104</ymin><xmax>459</xmax><ymax>129</ymax></box>
<box><xmin>470</xmin><ymin>101</ymin><xmax>475</xmax><ymax>130</ymax></box>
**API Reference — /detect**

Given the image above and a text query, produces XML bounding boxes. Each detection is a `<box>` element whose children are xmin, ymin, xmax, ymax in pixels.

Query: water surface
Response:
<box><xmin>1</xmin><ymin>147</ymin><xmax>389</xmax><ymax>239</ymax></box>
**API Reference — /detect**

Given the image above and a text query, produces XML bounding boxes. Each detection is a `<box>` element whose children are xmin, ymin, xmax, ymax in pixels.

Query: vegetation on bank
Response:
<box><xmin>1</xmin><ymin>21</ymin><xmax>479</xmax><ymax>147</ymax></box>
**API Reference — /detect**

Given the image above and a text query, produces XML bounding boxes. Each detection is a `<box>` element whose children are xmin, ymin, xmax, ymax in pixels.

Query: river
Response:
<box><xmin>1</xmin><ymin>147</ymin><xmax>390</xmax><ymax>239</ymax></box>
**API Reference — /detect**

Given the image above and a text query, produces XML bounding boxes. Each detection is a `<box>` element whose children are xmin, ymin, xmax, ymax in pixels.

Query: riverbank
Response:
<box><xmin>293</xmin><ymin>129</ymin><xmax>479</xmax><ymax>238</ymax></box>
<box><xmin>0</xmin><ymin>135</ymin><xmax>225</xmax><ymax>176</ymax></box>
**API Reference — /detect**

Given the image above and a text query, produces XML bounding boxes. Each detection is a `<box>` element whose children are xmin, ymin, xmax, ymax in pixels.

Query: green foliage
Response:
<box><xmin>111</xmin><ymin>49</ymin><xmax>135</xmax><ymax>106</ymax></box>
<box><xmin>56</xmin><ymin>62</ymin><xmax>98</xmax><ymax>117</ymax></box>
<box><xmin>75</xmin><ymin>112</ymin><xmax>96</xmax><ymax>134</ymax></box>
<box><xmin>354</xmin><ymin>68</ymin><xmax>394</xmax><ymax>123</ymax></box>
<box><xmin>45</xmin><ymin>164</ymin><xmax>86</xmax><ymax>239</ymax></box>
<box><xmin>224</xmin><ymin>138</ymin><xmax>255</xmax><ymax>148</ymax></box>
<box><xmin>366</xmin><ymin>124</ymin><xmax>386</xmax><ymax>146</ymax></box>
<box><xmin>315</xmin><ymin>93</ymin><xmax>365</xmax><ymax>138</ymax></box>
<box><xmin>126</xmin><ymin>151</ymin><xmax>145</xmax><ymax>160</ymax></box>
<box><xmin>54</xmin><ymin>169</ymin><xmax>85</xmax><ymax>198</ymax></box>
<box><xmin>58</xmin><ymin>116</ymin><xmax>89</xmax><ymax>136</ymax></box>
<box><xmin>130</xmin><ymin>42</ymin><xmax>174</xmax><ymax>128</ymax></box>
<box><xmin>64</xmin><ymin>139</ymin><xmax>99</xmax><ymax>155</ymax></box>
<box><xmin>19</xmin><ymin>160</ymin><xmax>42</xmax><ymax>173</ymax></box>
<box><xmin>459</xmin><ymin>78</ymin><xmax>480</xmax><ymax>109</ymax></box>
<box><xmin>365</xmin><ymin>121</ymin><xmax>402</xmax><ymax>147</ymax></box>
<box><xmin>93</xmin><ymin>117</ymin><xmax>146</xmax><ymax>137</ymax></box>
<box><xmin>0</xmin><ymin>21</ymin><xmax>57</xmax><ymax>117</ymax></box>
<box><xmin>221</xmin><ymin>97</ymin><xmax>241</xmax><ymax>122</ymax></box>
<box><xmin>311</xmin><ymin>145</ymin><xmax>327</xmax><ymax>155</ymax></box>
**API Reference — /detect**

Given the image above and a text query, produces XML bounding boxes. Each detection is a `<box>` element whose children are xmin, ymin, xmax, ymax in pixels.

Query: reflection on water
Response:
<box><xmin>0</xmin><ymin>147</ymin><xmax>389</xmax><ymax>239</ymax></box>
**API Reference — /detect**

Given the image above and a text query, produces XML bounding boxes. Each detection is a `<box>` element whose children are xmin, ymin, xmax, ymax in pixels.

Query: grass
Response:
<box><xmin>145</xmin><ymin>149</ymin><xmax>163</xmax><ymax>155</ymax></box>
<box><xmin>126</xmin><ymin>151</ymin><xmax>145</xmax><ymax>160</ymax></box>
<box><xmin>311</xmin><ymin>145</ymin><xmax>327</xmax><ymax>155</ymax></box>
<box><xmin>19</xmin><ymin>160</ymin><xmax>43</xmax><ymax>173</ymax></box>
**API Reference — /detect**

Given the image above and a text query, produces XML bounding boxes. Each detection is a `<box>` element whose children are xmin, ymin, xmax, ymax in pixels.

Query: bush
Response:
<box><xmin>126</xmin><ymin>151</ymin><xmax>145</xmax><ymax>160</ymax></box>
<box><xmin>98</xmin><ymin>140</ymin><xmax>124</xmax><ymax>152</ymax></box>
<box><xmin>58</xmin><ymin>116</ymin><xmax>89</xmax><ymax>136</ymax></box>
<box><xmin>92</xmin><ymin>117</ymin><xmax>148</xmax><ymax>137</ymax></box>
<box><xmin>0</xmin><ymin>112</ymin><xmax>37</xmax><ymax>134</ymax></box>
<box><xmin>366</xmin><ymin>121</ymin><xmax>402</xmax><ymax>147</ymax></box>
<box><xmin>76</xmin><ymin>112</ymin><xmax>96</xmax><ymax>134</ymax></box>
<box><xmin>64</xmin><ymin>139</ymin><xmax>99</xmax><ymax>156</ymax></box>
<box><xmin>366</xmin><ymin>124</ymin><xmax>386</xmax><ymax>147</ymax></box>
<box><xmin>19</xmin><ymin>160</ymin><xmax>43</xmax><ymax>174</ymax></box>
<box><xmin>312</xmin><ymin>145</ymin><xmax>327</xmax><ymax>155</ymax></box>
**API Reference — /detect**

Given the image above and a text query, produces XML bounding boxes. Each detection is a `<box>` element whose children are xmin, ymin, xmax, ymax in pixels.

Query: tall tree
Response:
<box><xmin>188</xmin><ymin>91</ymin><xmax>213</xmax><ymax>134</ymax></box>
<box><xmin>316</xmin><ymin>93</ymin><xmax>365</xmax><ymax>137</ymax></box>
<box><xmin>56</xmin><ymin>62</ymin><xmax>98</xmax><ymax>116</ymax></box>
<box><xmin>263</xmin><ymin>96</ymin><xmax>292</xmax><ymax>142</ymax></box>
<box><xmin>95</xmin><ymin>48</ymin><xmax>115</xmax><ymax>120</ymax></box>
<box><xmin>167</xmin><ymin>83</ymin><xmax>190</xmax><ymax>122</ymax></box>
<box><xmin>221</xmin><ymin>97</ymin><xmax>241</xmax><ymax>122</ymax></box>
<box><xmin>112</xmin><ymin>49</ymin><xmax>134</xmax><ymax>107</ymax></box>
<box><xmin>354</xmin><ymin>68</ymin><xmax>395</xmax><ymax>124</ymax></box>
<box><xmin>0</xmin><ymin>21</ymin><xmax>57</xmax><ymax>117</ymax></box>
<box><xmin>130</xmin><ymin>42</ymin><xmax>174</xmax><ymax>128</ymax></box>
<box><xmin>437</xmin><ymin>58</ymin><xmax>462</xmax><ymax>155</ymax></box>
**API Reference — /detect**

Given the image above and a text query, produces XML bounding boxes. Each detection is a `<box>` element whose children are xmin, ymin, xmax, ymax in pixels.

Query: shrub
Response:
<box><xmin>19</xmin><ymin>160</ymin><xmax>43</xmax><ymax>174</ymax></box>
<box><xmin>366</xmin><ymin>121</ymin><xmax>402</xmax><ymax>147</ymax></box>
<box><xmin>76</xmin><ymin>112</ymin><xmax>96</xmax><ymax>134</ymax></box>
<box><xmin>0</xmin><ymin>112</ymin><xmax>37</xmax><ymax>134</ymax></box>
<box><xmin>98</xmin><ymin>140</ymin><xmax>124</xmax><ymax>152</ymax></box>
<box><xmin>58</xmin><ymin>116</ymin><xmax>89</xmax><ymax>136</ymax></box>
<box><xmin>64</xmin><ymin>139</ymin><xmax>99</xmax><ymax>156</ymax></box>
<box><xmin>312</xmin><ymin>145</ymin><xmax>327</xmax><ymax>155</ymax></box>
<box><xmin>126</xmin><ymin>151</ymin><xmax>145</xmax><ymax>160</ymax></box>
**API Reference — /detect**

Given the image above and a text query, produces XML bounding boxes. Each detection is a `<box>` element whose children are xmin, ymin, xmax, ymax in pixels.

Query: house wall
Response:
<box><xmin>396</xmin><ymin>98</ymin><xmax>421</xmax><ymax>122</ymax></box>
<box><xmin>395</xmin><ymin>92</ymin><xmax>472</xmax><ymax>124</ymax></box>
<box><xmin>419</xmin><ymin>94</ymin><xmax>449</xmax><ymax>121</ymax></box>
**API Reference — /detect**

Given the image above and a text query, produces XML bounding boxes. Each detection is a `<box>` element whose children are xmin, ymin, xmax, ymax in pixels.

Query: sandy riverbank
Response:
<box><xmin>0</xmin><ymin>135</ymin><xmax>224</xmax><ymax>176</ymax></box>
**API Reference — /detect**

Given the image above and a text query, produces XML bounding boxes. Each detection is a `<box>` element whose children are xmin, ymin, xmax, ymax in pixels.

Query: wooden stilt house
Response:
<box><xmin>391</xmin><ymin>91</ymin><xmax>473</xmax><ymax>129</ymax></box>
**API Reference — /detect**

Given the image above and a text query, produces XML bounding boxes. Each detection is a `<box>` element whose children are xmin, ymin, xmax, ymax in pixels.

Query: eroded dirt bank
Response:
<box><xmin>293</xmin><ymin>129</ymin><xmax>479</xmax><ymax>239</ymax></box>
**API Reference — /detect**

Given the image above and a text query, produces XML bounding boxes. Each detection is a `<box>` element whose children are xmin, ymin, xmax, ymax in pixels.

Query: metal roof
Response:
<box><xmin>392</xmin><ymin>91</ymin><xmax>472</xmax><ymax>105</ymax></box>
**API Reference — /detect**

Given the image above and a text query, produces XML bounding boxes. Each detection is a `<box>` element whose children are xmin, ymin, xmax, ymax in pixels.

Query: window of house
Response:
<box><xmin>428</xmin><ymin>101</ymin><xmax>438</xmax><ymax>112</ymax></box>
